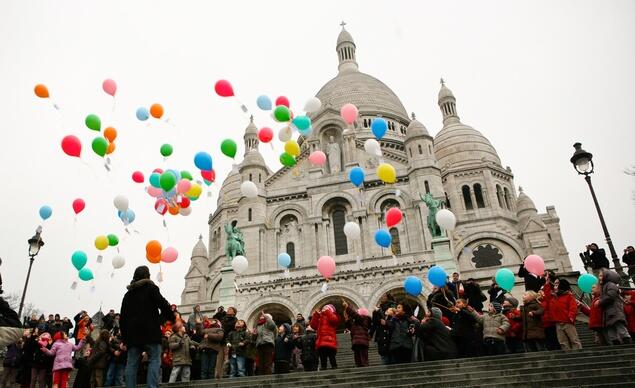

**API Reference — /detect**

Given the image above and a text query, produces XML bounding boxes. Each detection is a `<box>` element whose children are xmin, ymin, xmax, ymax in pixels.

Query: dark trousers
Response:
<box><xmin>352</xmin><ymin>345</ymin><xmax>369</xmax><ymax>367</ymax></box>
<box><xmin>302</xmin><ymin>361</ymin><xmax>317</xmax><ymax>372</ymax></box>
<box><xmin>523</xmin><ymin>339</ymin><xmax>546</xmax><ymax>352</ymax></box>
<box><xmin>274</xmin><ymin>360</ymin><xmax>290</xmax><ymax>374</ymax></box>
<box><xmin>390</xmin><ymin>347</ymin><xmax>412</xmax><ymax>364</ymax></box>
<box><xmin>256</xmin><ymin>344</ymin><xmax>274</xmax><ymax>375</ymax></box>
<box><xmin>483</xmin><ymin>338</ymin><xmax>506</xmax><ymax>356</ymax></box>
<box><xmin>453</xmin><ymin>336</ymin><xmax>475</xmax><ymax>358</ymax></box>
<box><xmin>506</xmin><ymin>337</ymin><xmax>525</xmax><ymax>353</ymax></box>
<box><xmin>318</xmin><ymin>347</ymin><xmax>337</xmax><ymax>370</ymax></box>
<box><xmin>245</xmin><ymin>358</ymin><xmax>255</xmax><ymax>376</ymax></box>
<box><xmin>544</xmin><ymin>325</ymin><xmax>561</xmax><ymax>350</ymax></box>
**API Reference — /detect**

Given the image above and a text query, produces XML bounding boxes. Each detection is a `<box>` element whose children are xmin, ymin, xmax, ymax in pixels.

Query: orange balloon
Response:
<box><xmin>104</xmin><ymin>127</ymin><xmax>117</xmax><ymax>142</ymax></box>
<box><xmin>146</xmin><ymin>252</ymin><xmax>161</xmax><ymax>264</ymax></box>
<box><xmin>106</xmin><ymin>142</ymin><xmax>116</xmax><ymax>154</ymax></box>
<box><xmin>168</xmin><ymin>206</ymin><xmax>180</xmax><ymax>215</ymax></box>
<box><xmin>150</xmin><ymin>103</ymin><xmax>164</xmax><ymax>119</ymax></box>
<box><xmin>34</xmin><ymin>84</ymin><xmax>49</xmax><ymax>98</ymax></box>
<box><xmin>146</xmin><ymin>240</ymin><xmax>162</xmax><ymax>259</ymax></box>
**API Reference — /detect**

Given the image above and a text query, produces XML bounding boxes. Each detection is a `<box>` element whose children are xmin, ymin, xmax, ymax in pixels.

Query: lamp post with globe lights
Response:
<box><xmin>18</xmin><ymin>227</ymin><xmax>44</xmax><ymax>318</ymax></box>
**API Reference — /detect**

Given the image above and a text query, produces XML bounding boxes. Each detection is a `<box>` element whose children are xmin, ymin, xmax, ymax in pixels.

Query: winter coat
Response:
<box><xmin>579</xmin><ymin>295</ymin><xmax>604</xmax><ymax>330</ymax></box>
<box><xmin>503</xmin><ymin>308</ymin><xmax>523</xmax><ymax>338</ymax></box>
<box><xmin>3</xmin><ymin>343</ymin><xmax>22</xmax><ymax>368</ymax></box>
<box><xmin>521</xmin><ymin>300</ymin><xmax>545</xmax><ymax>340</ymax></box>
<box><xmin>221</xmin><ymin>315</ymin><xmax>237</xmax><ymax>340</ymax></box>
<box><xmin>88</xmin><ymin>338</ymin><xmax>110</xmax><ymax>369</ymax></box>
<box><xmin>310</xmin><ymin>309</ymin><xmax>340</xmax><ymax>350</ymax></box>
<box><xmin>488</xmin><ymin>285</ymin><xmax>506</xmax><ymax>304</ymax></box>
<box><xmin>119</xmin><ymin>279</ymin><xmax>174</xmax><ymax>347</ymax></box>
<box><xmin>414</xmin><ymin>317</ymin><xmax>457</xmax><ymax>361</ymax></box>
<box><xmin>599</xmin><ymin>270</ymin><xmax>626</xmax><ymax>326</ymax></box>
<box><xmin>255</xmin><ymin>315</ymin><xmax>277</xmax><ymax>347</ymax></box>
<box><xmin>429</xmin><ymin>289</ymin><xmax>456</xmax><ymax>320</ymax></box>
<box><xmin>470</xmin><ymin>310</ymin><xmax>510</xmax><ymax>341</ymax></box>
<box><xmin>169</xmin><ymin>332</ymin><xmax>197</xmax><ymax>366</ymax></box>
<box><xmin>227</xmin><ymin>329</ymin><xmax>250</xmax><ymax>357</ymax></box>
<box><xmin>27</xmin><ymin>336</ymin><xmax>49</xmax><ymax>369</ymax></box>
<box><xmin>590</xmin><ymin>249</ymin><xmax>610</xmax><ymax>270</ymax></box>
<box><xmin>200</xmin><ymin>327</ymin><xmax>224</xmax><ymax>352</ymax></box>
<box><xmin>371</xmin><ymin>306</ymin><xmax>392</xmax><ymax>355</ymax></box>
<box><xmin>451</xmin><ymin>308</ymin><xmax>477</xmax><ymax>339</ymax></box>
<box><xmin>187</xmin><ymin>311</ymin><xmax>204</xmax><ymax>329</ymax></box>
<box><xmin>543</xmin><ymin>281</ymin><xmax>577</xmax><ymax>324</ymax></box>
<box><xmin>295</xmin><ymin>331</ymin><xmax>317</xmax><ymax>364</ymax></box>
<box><xmin>108</xmin><ymin>336</ymin><xmax>126</xmax><ymax>364</ymax></box>
<box><xmin>40</xmin><ymin>338</ymin><xmax>85</xmax><ymax>371</ymax></box>
<box><xmin>275</xmin><ymin>325</ymin><xmax>294</xmax><ymax>362</ymax></box>
<box><xmin>345</xmin><ymin>306</ymin><xmax>370</xmax><ymax>347</ymax></box>
<box><xmin>518</xmin><ymin>264</ymin><xmax>546</xmax><ymax>292</ymax></box>
<box><xmin>463</xmin><ymin>282</ymin><xmax>487</xmax><ymax>313</ymax></box>
<box><xmin>623</xmin><ymin>252</ymin><xmax>635</xmax><ymax>274</ymax></box>
<box><xmin>623</xmin><ymin>291</ymin><xmax>635</xmax><ymax>333</ymax></box>
<box><xmin>75</xmin><ymin>317</ymin><xmax>91</xmax><ymax>341</ymax></box>
<box><xmin>388</xmin><ymin>315</ymin><xmax>413</xmax><ymax>351</ymax></box>
<box><xmin>0</xmin><ymin>298</ymin><xmax>24</xmax><ymax>348</ymax></box>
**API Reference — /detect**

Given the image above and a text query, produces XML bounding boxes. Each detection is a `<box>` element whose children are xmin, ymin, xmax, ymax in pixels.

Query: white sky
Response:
<box><xmin>1</xmin><ymin>0</ymin><xmax>633</xmax><ymax>320</ymax></box>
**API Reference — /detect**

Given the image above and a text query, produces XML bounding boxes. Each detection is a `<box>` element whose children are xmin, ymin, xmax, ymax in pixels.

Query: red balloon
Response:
<box><xmin>214</xmin><ymin>80</ymin><xmax>234</xmax><ymax>97</ymax></box>
<box><xmin>154</xmin><ymin>199</ymin><xmax>168</xmax><ymax>215</ymax></box>
<box><xmin>152</xmin><ymin>168</ymin><xmax>164</xmax><ymax>174</ymax></box>
<box><xmin>201</xmin><ymin>170</ymin><xmax>215</xmax><ymax>182</ymax></box>
<box><xmin>180</xmin><ymin>197</ymin><xmax>191</xmax><ymax>209</ymax></box>
<box><xmin>385</xmin><ymin>207</ymin><xmax>403</xmax><ymax>228</ymax></box>
<box><xmin>275</xmin><ymin>96</ymin><xmax>290</xmax><ymax>108</ymax></box>
<box><xmin>132</xmin><ymin>171</ymin><xmax>144</xmax><ymax>183</ymax></box>
<box><xmin>72</xmin><ymin>198</ymin><xmax>85</xmax><ymax>214</ymax></box>
<box><xmin>61</xmin><ymin>135</ymin><xmax>82</xmax><ymax>158</ymax></box>
<box><xmin>258</xmin><ymin>127</ymin><xmax>274</xmax><ymax>143</ymax></box>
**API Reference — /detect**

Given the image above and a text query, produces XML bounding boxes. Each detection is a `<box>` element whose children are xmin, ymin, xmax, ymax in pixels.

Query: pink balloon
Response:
<box><xmin>147</xmin><ymin>186</ymin><xmax>163</xmax><ymax>198</ymax></box>
<box><xmin>161</xmin><ymin>247</ymin><xmax>178</xmax><ymax>263</ymax></box>
<box><xmin>317</xmin><ymin>256</ymin><xmax>336</xmax><ymax>279</ymax></box>
<box><xmin>385</xmin><ymin>207</ymin><xmax>403</xmax><ymax>228</ymax></box>
<box><xmin>340</xmin><ymin>103</ymin><xmax>358</xmax><ymax>125</ymax></box>
<box><xmin>308</xmin><ymin>151</ymin><xmax>327</xmax><ymax>166</ymax></box>
<box><xmin>177</xmin><ymin>179</ymin><xmax>192</xmax><ymax>194</ymax></box>
<box><xmin>102</xmin><ymin>79</ymin><xmax>117</xmax><ymax>97</ymax></box>
<box><xmin>524</xmin><ymin>255</ymin><xmax>545</xmax><ymax>276</ymax></box>
<box><xmin>72</xmin><ymin>198</ymin><xmax>85</xmax><ymax>215</ymax></box>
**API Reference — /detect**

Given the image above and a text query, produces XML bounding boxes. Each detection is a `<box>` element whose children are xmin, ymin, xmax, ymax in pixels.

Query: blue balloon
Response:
<box><xmin>256</xmin><ymin>95</ymin><xmax>272</xmax><ymax>111</ymax></box>
<box><xmin>39</xmin><ymin>205</ymin><xmax>52</xmax><ymax>220</ymax></box>
<box><xmin>118</xmin><ymin>209</ymin><xmax>135</xmax><ymax>224</ymax></box>
<box><xmin>278</xmin><ymin>253</ymin><xmax>292</xmax><ymax>268</ymax></box>
<box><xmin>194</xmin><ymin>152</ymin><xmax>213</xmax><ymax>171</ymax></box>
<box><xmin>166</xmin><ymin>169</ymin><xmax>181</xmax><ymax>181</ymax></box>
<box><xmin>495</xmin><ymin>268</ymin><xmax>516</xmax><ymax>292</ymax></box>
<box><xmin>578</xmin><ymin>273</ymin><xmax>598</xmax><ymax>293</ymax></box>
<box><xmin>149</xmin><ymin>173</ymin><xmax>161</xmax><ymax>188</ymax></box>
<box><xmin>404</xmin><ymin>276</ymin><xmax>423</xmax><ymax>296</ymax></box>
<box><xmin>136</xmin><ymin>107</ymin><xmax>149</xmax><ymax>121</ymax></box>
<box><xmin>428</xmin><ymin>266</ymin><xmax>447</xmax><ymax>287</ymax></box>
<box><xmin>374</xmin><ymin>229</ymin><xmax>392</xmax><ymax>248</ymax></box>
<box><xmin>348</xmin><ymin>167</ymin><xmax>365</xmax><ymax>187</ymax></box>
<box><xmin>371</xmin><ymin>118</ymin><xmax>388</xmax><ymax>140</ymax></box>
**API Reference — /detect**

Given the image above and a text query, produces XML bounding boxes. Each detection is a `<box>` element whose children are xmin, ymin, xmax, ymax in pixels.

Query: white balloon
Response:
<box><xmin>113</xmin><ymin>194</ymin><xmax>129</xmax><ymax>211</ymax></box>
<box><xmin>304</xmin><ymin>97</ymin><xmax>322</xmax><ymax>113</ymax></box>
<box><xmin>278</xmin><ymin>126</ymin><xmax>292</xmax><ymax>142</ymax></box>
<box><xmin>364</xmin><ymin>138</ymin><xmax>382</xmax><ymax>157</ymax></box>
<box><xmin>343</xmin><ymin>222</ymin><xmax>361</xmax><ymax>240</ymax></box>
<box><xmin>436</xmin><ymin>209</ymin><xmax>457</xmax><ymax>231</ymax></box>
<box><xmin>240</xmin><ymin>181</ymin><xmax>258</xmax><ymax>198</ymax></box>
<box><xmin>179</xmin><ymin>207</ymin><xmax>192</xmax><ymax>216</ymax></box>
<box><xmin>232</xmin><ymin>255</ymin><xmax>249</xmax><ymax>274</ymax></box>
<box><xmin>112</xmin><ymin>255</ymin><xmax>125</xmax><ymax>269</ymax></box>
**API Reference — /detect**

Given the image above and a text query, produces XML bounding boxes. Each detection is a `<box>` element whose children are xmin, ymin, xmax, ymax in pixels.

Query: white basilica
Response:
<box><xmin>179</xmin><ymin>25</ymin><xmax>573</xmax><ymax>325</ymax></box>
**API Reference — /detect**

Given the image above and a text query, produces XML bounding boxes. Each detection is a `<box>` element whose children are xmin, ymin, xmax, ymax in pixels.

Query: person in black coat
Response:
<box><xmin>587</xmin><ymin>243</ymin><xmax>610</xmax><ymax>270</ymax></box>
<box><xmin>451</xmin><ymin>300</ymin><xmax>478</xmax><ymax>358</ymax></box>
<box><xmin>295</xmin><ymin>326</ymin><xmax>318</xmax><ymax>372</ymax></box>
<box><xmin>120</xmin><ymin>266</ymin><xmax>174</xmax><ymax>388</ymax></box>
<box><xmin>488</xmin><ymin>278</ymin><xmax>506</xmax><ymax>304</ymax></box>
<box><xmin>274</xmin><ymin>323</ymin><xmax>294</xmax><ymax>374</ymax></box>
<box><xmin>386</xmin><ymin>304</ymin><xmax>413</xmax><ymax>365</ymax></box>
<box><xmin>518</xmin><ymin>263</ymin><xmax>546</xmax><ymax>292</ymax></box>
<box><xmin>463</xmin><ymin>278</ymin><xmax>487</xmax><ymax>313</ymax></box>
<box><xmin>623</xmin><ymin>246</ymin><xmax>635</xmax><ymax>281</ymax></box>
<box><xmin>412</xmin><ymin>307</ymin><xmax>457</xmax><ymax>361</ymax></box>
<box><xmin>371</xmin><ymin>294</ymin><xmax>395</xmax><ymax>365</ymax></box>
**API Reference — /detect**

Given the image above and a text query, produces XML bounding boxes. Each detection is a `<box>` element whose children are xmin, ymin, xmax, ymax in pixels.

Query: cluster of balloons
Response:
<box><xmin>94</xmin><ymin>234</ymin><xmax>119</xmax><ymax>251</ymax></box>
<box><xmin>113</xmin><ymin>194</ymin><xmax>137</xmax><ymax>226</ymax></box>
<box><xmin>71</xmin><ymin>251</ymin><xmax>94</xmax><ymax>282</ymax></box>
<box><xmin>135</xmin><ymin>103</ymin><xmax>164</xmax><ymax>121</ymax></box>
<box><xmin>193</xmin><ymin>152</ymin><xmax>216</xmax><ymax>186</ymax></box>
<box><xmin>85</xmin><ymin>114</ymin><xmax>117</xmax><ymax>158</ymax></box>
<box><xmin>145</xmin><ymin>168</ymin><xmax>203</xmax><ymax>217</ymax></box>
<box><xmin>145</xmin><ymin>240</ymin><xmax>178</xmax><ymax>264</ymax></box>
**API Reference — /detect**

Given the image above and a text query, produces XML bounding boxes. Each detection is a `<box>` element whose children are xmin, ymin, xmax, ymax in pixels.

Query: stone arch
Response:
<box><xmin>269</xmin><ymin>204</ymin><xmax>308</xmax><ymax>229</ymax></box>
<box><xmin>368</xmin><ymin>188</ymin><xmax>412</xmax><ymax>213</ymax></box>
<box><xmin>243</xmin><ymin>296</ymin><xmax>302</xmax><ymax>328</ymax></box>
<box><xmin>205</xmin><ymin>277</ymin><xmax>222</xmax><ymax>304</ymax></box>
<box><xmin>369</xmin><ymin>278</ymin><xmax>431</xmax><ymax>315</ymax></box>
<box><xmin>314</xmin><ymin>191</ymin><xmax>360</xmax><ymax>217</ymax></box>
<box><xmin>304</xmin><ymin>286</ymin><xmax>366</xmax><ymax>317</ymax></box>
<box><xmin>306</xmin><ymin>291</ymin><xmax>363</xmax><ymax>331</ymax></box>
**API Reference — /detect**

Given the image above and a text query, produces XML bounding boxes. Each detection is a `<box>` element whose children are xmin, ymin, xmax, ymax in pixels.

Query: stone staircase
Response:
<box><xmin>156</xmin><ymin>321</ymin><xmax>635</xmax><ymax>387</ymax></box>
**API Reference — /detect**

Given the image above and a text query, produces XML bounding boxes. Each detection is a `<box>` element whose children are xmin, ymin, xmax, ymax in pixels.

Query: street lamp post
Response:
<box><xmin>18</xmin><ymin>227</ymin><xmax>44</xmax><ymax>318</ymax></box>
<box><xmin>569</xmin><ymin>142</ymin><xmax>624</xmax><ymax>274</ymax></box>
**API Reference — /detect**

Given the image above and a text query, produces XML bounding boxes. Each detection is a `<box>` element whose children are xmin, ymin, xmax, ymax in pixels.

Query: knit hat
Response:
<box><xmin>132</xmin><ymin>266</ymin><xmax>150</xmax><ymax>282</ymax></box>
<box><xmin>505</xmin><ymin>297</ymin><xmax>519</xmax><ymax>308</ymax></box>
<box><xmin>53</xmin><ymin>332</ymin><xmax>64</xmax><ymax>342</ymax></box>
<box><xmin>357</xmin><ymin>308</ymin><xmax>369</xmax><ymax>317</ymax></box>
<box><xmin>557</xmin><ymin>278</ymin><xmax>571</xmax><ymax>292</ymax></box>
<box><xmin>430</xmin><ymin>307</ymin><xmax>442</xmax><ymax>320</ymax></box>
<box><xmin>491</xmin><ymin>302</ymin><xmax>502</xmax><ymax>314</ymax></box>
<box><xmin>322</xmin><ymin>304</ymin><xmax>336</xmax><ymax>313</ymax></box>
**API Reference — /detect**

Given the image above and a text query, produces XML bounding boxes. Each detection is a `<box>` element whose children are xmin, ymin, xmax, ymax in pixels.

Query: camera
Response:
<box><xmin>579</xmin><ymin>251</ymin><xmax>593</xmax><ymax>268</ymax></box>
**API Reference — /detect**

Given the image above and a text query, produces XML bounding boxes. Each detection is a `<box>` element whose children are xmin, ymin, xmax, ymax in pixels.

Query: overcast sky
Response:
<box><xmin>1</xmin><ymin>0</ymin><xmax>633</xmax><ymax>320</ymax></box>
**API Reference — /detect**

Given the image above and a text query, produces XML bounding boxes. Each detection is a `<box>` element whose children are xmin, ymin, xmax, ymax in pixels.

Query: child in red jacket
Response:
<box><xmin>543</xmin><ymin>274</ymin><xmax>581</xmax><ymax>350</ymax></box>
<box><xmin>578</xmin><ymin>283</ymin><xmax>606</xmax><ymax>345</ymax></box>
<box><xmin>503</xmin><ymin>297</ymin><xmax>524</xmax><ymax>353</ymax></box>
<box><xmin>624</xmin><ymin>291</ymin><xmax>635</xmax><ymax>339</ymax></box>
<box><xmin>310</xmin><ymin>304</ymin><xmax>340</xmax><ymax>370</ymax></box>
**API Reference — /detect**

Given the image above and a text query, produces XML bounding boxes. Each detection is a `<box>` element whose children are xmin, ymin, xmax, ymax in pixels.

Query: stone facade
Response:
<box><xmin>179</xmin><ymin>25</ymin><xmax>572</xmax><ymax>326</ymax></box>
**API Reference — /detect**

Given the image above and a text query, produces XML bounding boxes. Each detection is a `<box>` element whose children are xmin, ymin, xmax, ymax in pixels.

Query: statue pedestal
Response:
<box><xmin>431</xmin><ymin>237</ymin><xmax>458</xmax><ymax>274</ymax></box>
<box><xmin>218</xmin><ymin>266</ymin><xmax>236</xmax><ymax>308</ymax></box>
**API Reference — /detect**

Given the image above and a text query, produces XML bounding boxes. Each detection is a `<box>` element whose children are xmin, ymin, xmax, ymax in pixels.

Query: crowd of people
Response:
<box><xmin>1</xmin><ymin>259</ymin><xmax>634</xmax><ymax>388</ymax></box>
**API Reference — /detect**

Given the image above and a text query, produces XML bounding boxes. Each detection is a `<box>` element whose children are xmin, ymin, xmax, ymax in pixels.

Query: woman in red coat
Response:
<box><xmin>623</xmin><ymin>290</ymin><xmax>635</xmax><ymax>339</ymax></box>
<box><xmin>310</xmin><ymin>304</ymin><xmax>340</xmax><ymax>370</ymax></box>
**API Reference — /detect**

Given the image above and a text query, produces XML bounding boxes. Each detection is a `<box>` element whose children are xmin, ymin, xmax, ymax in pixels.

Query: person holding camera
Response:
<box><xmin>582</xmin><ymin>243</ymin><xmax>610</xmax><ymax>276</ymax></box>
<box><xmin>622</xmin><ymin>246</ymin><xmax>635</xmax><ymax>283</ymax></box>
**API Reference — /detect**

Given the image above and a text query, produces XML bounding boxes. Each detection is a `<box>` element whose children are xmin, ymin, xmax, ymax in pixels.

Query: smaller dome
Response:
<box><xmin>337</xmin><ymin>28</ymin><xmax>354</xmax><ymax>46</ymax></box>
<box><xmin>191</xmin><ymin>235</ymin><xmax>208</xmax><ymax>259</ymax></box>
<box><xmin>217</xmin><ymin>165</ymin><xmax>242</xmax><ymax>207</ymax></box>
<box><xmin>516</xmin><ymin>187</ymin><xmax>537</xmax><ymax>219</ymax></box>
<box><xmin>438</xmin><ymin>84</ymin><xmax>454</xmax><ymax>101</ymax></box>
<box><xmin>405</xmin><ymin>113</ymin><xmax>430</xmax><ymax>141</ymax></box>
<box><xmin>244</xmin><ymin>115</ymin><xmax>257</xmax><ymax>136</ymax></box>
<box><xmin>241</xmin><ymin>150</ymin><xmax>268</xmax><ymax>169</ymax></box>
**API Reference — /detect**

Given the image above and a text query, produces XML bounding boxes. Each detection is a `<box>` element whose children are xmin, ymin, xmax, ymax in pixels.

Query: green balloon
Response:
<box><xmin>279</xmin><ymin>152</ymin><xmax>296</xmax><ymax>167</ymax></box>
<box><xmin>91</xmin><ymin>137</ymin><xmax>108</xmax><ymax>157</ymax></box>
<box><xmin>78</xmin><ymin>267</ymin><xmax>94</xmax><ymax>281</ymax></box>
<box><xmin>220</xmin><ymin>139</ymin><xmax>237</xmax><ymax>158</ymax></box>
<box><xmin>107</xmin><ymin>234</ymin><xmax>119</xmax><ymax>247</ymax></box>
<box><xmin>180</xmin><ymin>170</ymin><xmax>193</xmax><ymax>181</ymax></box>
<box><xmin>292</xmin><ymin>115</ymin><xmax>311</xmax><ymax>130</ymax></box>
<box><xmin>85</xmin><ymin>114</ymin><xmax>101</xmax><ymax>131</ymax></box>
<box><xmin>274</xmin><ymin>105</ymin><xmax>291</xmax><ymax>122</ymax></box>
<box><xmin>71</xmin><ymin>251</ymin><xmax>88</xmax><ymax>270</ymax></box>
<box><xmin>160</xmin><ymin>143</ymin><xmax>173</xmax><ymax>157</ymax></box>
<box><xmin>160</xmin><ymin>171</ymin><xmax>177</xmax><ymax>191</ymax></box>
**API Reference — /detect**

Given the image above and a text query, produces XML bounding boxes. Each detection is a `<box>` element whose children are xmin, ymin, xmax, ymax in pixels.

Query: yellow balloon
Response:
<box><xmin>377</xmin><ymin>163</ymin><xmax>397</xmax><ymax>184</ymax></box>
<box><xmin>94</xmin><ymin>235</ymin><xmax>109</xmax><ymax>251</ymax></box>
<box><xmin>284</xmin><ymin>140</ymin><xmax>301</xmax><ymax>157</ymax></box>
<box><xmin>186</xmin><ymin>183</ymin><xmax>202</xmax><ymax>198</ymax></box>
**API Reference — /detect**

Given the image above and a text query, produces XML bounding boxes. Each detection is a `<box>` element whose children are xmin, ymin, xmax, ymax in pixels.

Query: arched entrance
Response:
<box><xmin>374</xmin><ymin>288</ymin><xmax>427</xmax><ymax>320</ymax></box>
<box><xmin>309</xmin><ymin>295</ymin><xmax>359</xmax><ymax>332</ymax></box>
<box><xmin>246</xmin><ymin>303</ymin><xmax>294</xmax><ymax>329</ymax></box>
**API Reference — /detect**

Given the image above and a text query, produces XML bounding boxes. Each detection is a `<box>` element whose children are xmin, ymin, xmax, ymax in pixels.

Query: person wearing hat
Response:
<box><xmin>295</xmin><ymin>325</ymin><xmax>318</xmax><ymax>372</ymax></box>
<box><xmin>120</xmin><ymin>265</ymin><xmax>174</xmax><ymax>388</ymax></box>
<box><xmin>39</xmin><ymin>330</ymin><xmax>86</xmax><ymax>388</ymax></box>
<box><xmin>342</xmin><ymin>300</ymin><xmax>371</xmax><ymax>367</ymax></box>
<box><xmin>542</xmin><ymin>273</ymin><xmax>581</xmax><ymax>350</ymax></box>
<box><xmin>411</xmin><ymin>307</ymin><xmax>457</xmax><ymax>361</ymax></box>
<box><xmin>310</xmin><ymin>304</ymin><xmax>340</xmax><ymax>370</ymax></box>
<box><xmin>468</xmin><ymin>302</ymin><xmax>510</xmax><ymax>355</ymax></box>
<box><xmin>502</xmin><ymin>297</ymin><xmax>524</xmax><ymax>353</ymax></box>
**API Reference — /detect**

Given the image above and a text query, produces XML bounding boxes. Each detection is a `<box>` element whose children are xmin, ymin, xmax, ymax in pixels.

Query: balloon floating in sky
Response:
<box><xmin>275</xmin><ymin>96</ymin><xmax>290</xmax><ymax>108</ymax></box>
<box><xmin>435</xmin><ymin>209</ymin><xmax>456</xmax><ymax>231</ymax></box>
<box><xmin>214</xmin><ymin>79</ymin><xmax>234</xmax><ymax>97</ymax></box>
<box><xmin>284</xmin><ymin>140</ymin><xmax>300</xmax><ymax>157</ymax></box>
<box><xmin>304</xmin><ymin>97</ymin><xmax>322</xmax><ymax>113</ymax></box>
<box><xmin>316</xmin><ymin>256</ymin><xmax>336</xmax><ymax>279</ymax></box>
<box><xmin>160</xmin><ymin>144</ymin><xmax>173</xmax><ymax>157</ymax></box>
<box><xmin>256</xmin><ymin>95</ymin><xmax>272</xmax><ymax>111</ymax></box>
<box><xmin>61</xmin><ymin>135</ymin><xmax>82</xmax><ymax>158</ymax></box>
<box><xmin>278</xmin><ymin>253</ymin><xmax>291</xmax><ymax>268</ymax></box>
<box><xmin>374</xmin><ymin>229</ymin><xmax>392</xmax><ymax>248</ymax></box>
<box><xmin>34</xmin><ymin>84</ymin><xmax>50</xmax><ymax>99</ymax></box>
<box><xmin>343</xmin><ymin>222</ymin><xmax>361</xmax><ymax>240</ymax></box>
<box><xmin>279</xmin><ymin>152</ymin><xmax>296</xmax><ymax>167</ymax></box>
<box><xmin>340</xmin><ymin>103</ymin><xmax>358</xmax><ymax>125</ymax></box>
<box><xmin>71</xmin><ymin>251</ymin><xmax>88</xmax><ymax>270</ymax></box>
<box><xmin>220</xmin><ymin>139</ymin><xmax>237</xmax><ymax>159</ymax></box>
<box><xmin>102</xmin><ymin>79</ymin><xmax>117</xmax><ymax>97</ymax></box>
<box><xmin>72</xmin><ymin>198</ymin><xmax>86</xmax><ymax>215</ymax></box>
<box><xmin>161</xmin><ymin>247</ymin><xmax>178</xmax><ymax>263</ymax></box>
<box><xmin>136</xmin><ymin>107</ymin><xmax>149</xmax><ymax>121</ymax></box>
<box><xmin>150</xmin><ymin>103</ymin><xmax>164</xmax><ymax>119</ymax></box>
<box><xmin>428</xmin><ymin>266</ymin><xmax>447</xmax><ymax>287</ymax></box>
<box><xmin>92</xmin><ymin>137</ymin><xmax>108</xmax><ymax>157</ymax></box>
<box><xmin>113</xmin><ymin>194</ymin><xmax>129</xmax><ymax>211</ymax></box>
<box><xmin>404</xmin><ymin>276</ymin><xmax>423</xmax><ymax>296</ymax></box>
<box><xmin>258</xmin><ymin>127</ymin><xmax>273</xmax><ymax>143</ymax></box>
<box><xmin>385</xmin><ymin>207</ymin><xmax>403</xmax><ymax>228</ymax></box>
<box><xmin>308</xmin><ymin>151</ymin><xmax>326</xmax><ymax>166</ymax></box>
<box><xmin>132</xmin><ymin>171</ymin><xmax>144</xmax><ymax>183</ymax></box>
<box><xmin>274</xmin><ymin>105</ymin><xmax>291</xmax><ymax>122</ymax></box>
<box><xmin>146</xmin><ymin>240</ymin><xmax>162</xmax><ymax>264</ymax></box>
<box><xmin>85</xmin><ymin>114</ymin><xmax>101</xmax><ymax>132</ymax></box>
<box><xmin>194</xmin><ymin>152</ymin><xmax>213</xmax><ymax>171</ymax></box>
<box><xmin>232</xmin><ymin>255</ymin><xmax>248</xmax><ymax>274</ymax></box>
<box><xmin>371</xmin><ymin>117</ymin><xmax>388</xmax><ymax>140</ymax></box>
<box><xmin>377</xmin><ymin>163</ymin><xmax>397</xmax><ymax>184</ymax></box>
<box><xmin>348</xmin><ymin>167</ymin><xmax>365</xmax><ymax>187</ymax></box>
<box><xmin>78</xmin><ymin>268</ymin><xmax>94</xmax><ymax>281</ymax></box>
<box><xmin>39</xmin><ymin>205</ymin><xmax>52</xmax><ymax>220</ymax></box>
<box><xmin>495</xmin><ymin>268</ymin><xmax>516</xmax><ymax>292</ymax></box>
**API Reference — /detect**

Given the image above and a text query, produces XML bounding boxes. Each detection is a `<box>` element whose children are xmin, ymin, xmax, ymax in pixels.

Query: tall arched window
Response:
<box><xmin>496</xmin><ymin>185</ymin><xmax>504</xmax><ymax>208</ymax></box>
<box><xmin>418</xmin><ymin>144</ymin><xmax>423</xmax><ymax>154</ymax></box>
<box><xmin>389</xmin><ymin>228</ymin><xmax>401</xmax><ymax>255</ymax></box>
<box><xmin>445</xmin><ymin>192</ymin><xmax>451</xmax><ymax>209</ymax></box>
<box><xmin>259</xmin><ymin>174</ymin><xmax>262</xmax><ymax>183</ymax></box>
<box><xmin>249</xmin><ymin>173</ymin><xmax>252</xmax><ymax>182</ymax></box>
<box><xmin>248</xmin><ymin>208</ymin><xmax>252</xmax><ymax>222</ymax></box>
<box><xmin>409</xmin><ymin>148</ymin><xmax>412</xmax><ymax>157</ymax></box>
<box><xmin>286</xmin><ymin>242</ymin><xmax>295</xmax><ymax>268</ymax></box>
<box><xmin>424</xmin><ymin>181</ymin><xmax>430</xmax><ymax>194</ymax></box>
<box><xmin>462</xmin><ymin>185</ymin><xmax>473</xmax><ymax>210</ymax></box>
<box><xmin>474</xmin><ymin>183</ymin><xmax>485</xmax><ymax>208</ymax></box>
<box><xmin>332</xmin><ymin>207</ymin><xmax>348</xmax><ymax>255</ymax></box>
<box><xmin>504</xmin><ymin>188</ymin><xmax>512</xmax><ymax>210</ymax></box>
